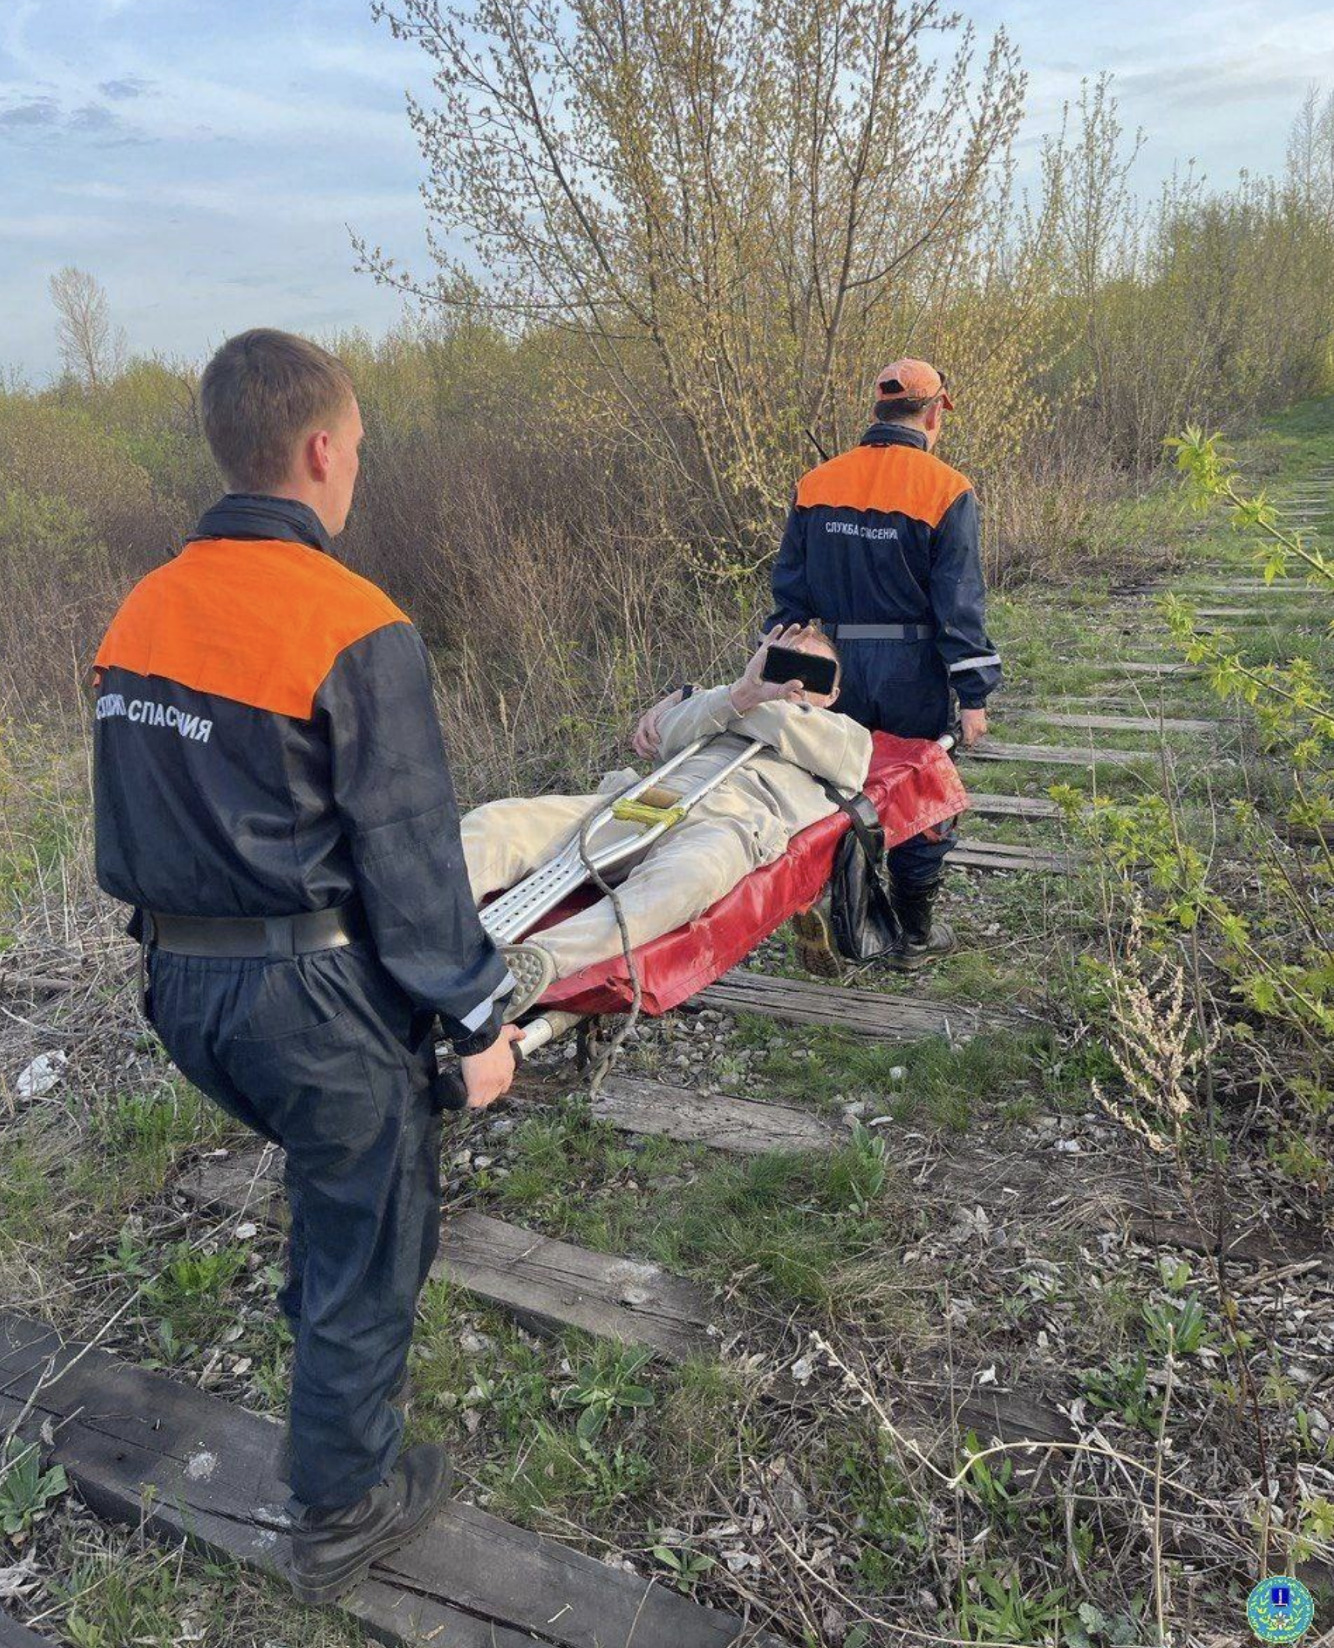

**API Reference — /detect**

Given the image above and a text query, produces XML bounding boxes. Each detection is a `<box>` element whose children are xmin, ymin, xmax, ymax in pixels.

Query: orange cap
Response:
<box><xmin>874</xmin><ymin>358</ymin><xmax>954</xmax><ymax>411</ymax></box>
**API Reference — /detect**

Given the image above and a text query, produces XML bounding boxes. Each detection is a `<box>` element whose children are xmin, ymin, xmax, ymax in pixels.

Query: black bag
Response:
<box><xmin>821</xmin><ymin>787</ymin><xmax>902</xmax><ymax>962</ymax></box>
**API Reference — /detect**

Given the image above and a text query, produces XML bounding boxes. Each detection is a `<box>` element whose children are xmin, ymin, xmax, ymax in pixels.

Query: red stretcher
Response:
<box><xmin>515</xmin><ymin>732</ymin><xmax>968</xmax><ymax>1049</ymax></box>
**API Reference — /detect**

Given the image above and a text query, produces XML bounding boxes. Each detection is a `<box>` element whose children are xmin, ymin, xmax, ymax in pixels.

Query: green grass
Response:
<box><xmin>492</xmin><ymin>1098</ymin><xmax>707</xmax><ymax>1250</ymax></box>
<box><xmin>489</xmin><ymin>1092</ymin><xmax>928</xmax><ymax>1323</ymax></box>
<box><xmin>53</xmin><ymin>1544</ymin><xmax>192</xmax><ymax>1647</ymax></box>
<box><xmin>730</xmin><ymin>1020</ymin><xmax>1102</xmax><ymax>1128</ymax></box>
<box><xmin>408</xmin><ymin>1283</ymin><xmax>752</xmax><ymax>1530</ymax></box>
<box><xmin>75</xmin><ymin>1079</ymin><xmax>231</xmax><ymax>1207</ymax></box>
<box><xmin>0</xmin><ymin>1073</ymin><xmax>230</xmax><ymax>1253</ymax></box>
<box><xmin>917</xmin><ymin>944</ymin><xmax>1035</xmax><ymax>1004</ymax></box>
<box><xmin>825</xmin><ymin>1423</ymin><xmax>930</xmax><ymax>1592</ymax></box>
<box><xmin>654</xmin><ymin>1136</ymin><xmax>918</xmax><ymax>1322</ymax></box>
<box><xmin>29</xmin><ymin>1513</ymin><xmax>369</xmax><ymax>1648</ymax></box>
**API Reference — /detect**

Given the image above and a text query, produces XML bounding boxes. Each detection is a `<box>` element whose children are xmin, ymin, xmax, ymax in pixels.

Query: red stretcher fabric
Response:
<box><xmin>533</xmin><ymin>731</ymin><xmax>969</xmax><ymax>1019</ymax></box>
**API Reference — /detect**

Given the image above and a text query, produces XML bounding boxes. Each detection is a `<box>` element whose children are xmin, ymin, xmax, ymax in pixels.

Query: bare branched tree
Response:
<box><xmin>362</xmin><ymin>0</ymin><xmax>1027</xmax><ymax>550</ymax></box>
<box><xmin>49</xmin><ymin>266</ymin><xmax>125</xmax><ymax>390</ymax></box>
<box><xmin>1286</xmin><ymin>85</ymin><xmax>1334</xmax><ymax>227</ymax></box>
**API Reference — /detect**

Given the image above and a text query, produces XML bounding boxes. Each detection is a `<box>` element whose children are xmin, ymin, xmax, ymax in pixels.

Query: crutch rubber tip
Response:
<box><xmin>501</xmin><ymin>943</ymin><xmax>559</xmax><ymax>1023</ymax></box>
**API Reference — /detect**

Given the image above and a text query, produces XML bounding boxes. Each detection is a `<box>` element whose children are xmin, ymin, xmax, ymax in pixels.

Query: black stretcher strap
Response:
<box><xmin>817</xmin><ymin>779</ymin><xmax>900</xmax><ymax>937</ymax></box>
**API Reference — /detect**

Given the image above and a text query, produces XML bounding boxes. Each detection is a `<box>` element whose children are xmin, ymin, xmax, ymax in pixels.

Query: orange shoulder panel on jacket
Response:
<box><xmin>95</xmin><ymin>539</ymin><xmax>409</xmax><ymax>720</ymax></box>
<box><xmin>796</xmin><ymin>443</ymin><xmax>972</xmax><ymax>527</ymax></box>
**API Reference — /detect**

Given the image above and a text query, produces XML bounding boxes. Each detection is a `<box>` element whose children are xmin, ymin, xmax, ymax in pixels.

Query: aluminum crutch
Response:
<box><xmin>480</xmin><ymin>735</ymin><xmax>763</xmax><ymax>946</ymax></box>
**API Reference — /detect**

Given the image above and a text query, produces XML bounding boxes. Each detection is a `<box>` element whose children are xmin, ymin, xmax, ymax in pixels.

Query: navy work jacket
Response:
<box><xmin>766</xmin><ymin>423</ymin><xmax>1001</xmax><ymax>739</ymax></box>
<box><xmin>92</xmin><ymin>495</ymin><xmax>512</xmax><ymax>1053</ymax></box>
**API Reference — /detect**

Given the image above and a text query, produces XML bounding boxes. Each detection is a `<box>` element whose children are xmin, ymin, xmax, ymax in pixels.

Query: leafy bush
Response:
<box><xmin>1070</xmin><ymin>431</ymin><xmax>1331</xmax><ymax>1187</ymax></box>
<box><xmin>0</xmin><ymin>1438</ymin><xmax>67</xmax><ymax>1540</ymax></box>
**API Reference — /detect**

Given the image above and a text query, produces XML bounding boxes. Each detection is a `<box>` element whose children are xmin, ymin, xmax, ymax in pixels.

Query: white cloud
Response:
<box><xmin>0</xmin><ymin>209</ymin><xmax>122</xmax><ymax>240</ymax></box>
<box><xmin>1</xmin><ymin>0</ymin><xmax>1331</xmax><ymax>379</ymax></box>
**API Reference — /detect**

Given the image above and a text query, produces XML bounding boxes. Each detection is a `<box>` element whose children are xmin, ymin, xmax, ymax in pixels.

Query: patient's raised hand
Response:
<box><xmin>729</xmin><ymin>625</ymin><xmax>809</xmax><ymax>716</ymax></box>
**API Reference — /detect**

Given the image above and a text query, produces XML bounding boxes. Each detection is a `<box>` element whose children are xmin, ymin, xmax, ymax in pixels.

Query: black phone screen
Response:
<box><xmin>760</xmin><ymin>643</ymin><xmax>838</xmax><ymax>696</ymax></box>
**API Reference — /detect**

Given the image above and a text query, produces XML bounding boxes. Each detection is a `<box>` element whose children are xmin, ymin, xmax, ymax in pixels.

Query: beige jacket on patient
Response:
<box><xmin>649</xmin><ymin>684</ymin><xmax>872</xmax><ymax>853</ymax></box>
<box><xmin>461</xmin><ymin>685</ymin><xmax>872</xmax><ymax>978</ymax></box>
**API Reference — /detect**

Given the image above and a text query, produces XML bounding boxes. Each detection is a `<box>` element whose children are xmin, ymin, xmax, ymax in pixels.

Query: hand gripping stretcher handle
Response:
<box><xmin>510</xmin><ymin>729</ymin><xmax>960</xmax><ymax>1061</ymax></box>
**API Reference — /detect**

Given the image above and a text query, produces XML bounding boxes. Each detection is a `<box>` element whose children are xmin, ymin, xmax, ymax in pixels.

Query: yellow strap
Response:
<box><xmin>611</xmin><ymin>798</ymin><xmax>687</xmax><ymax>829</ymax></box>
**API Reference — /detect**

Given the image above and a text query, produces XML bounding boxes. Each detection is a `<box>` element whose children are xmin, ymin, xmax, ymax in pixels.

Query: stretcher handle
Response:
<box><xmin>515</xmin><ymin>1010</ymin><xmax>585</xmax><ymax>1059</ymax></box>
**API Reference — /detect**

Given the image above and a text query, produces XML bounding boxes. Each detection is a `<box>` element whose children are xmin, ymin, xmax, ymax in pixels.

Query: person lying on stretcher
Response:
<box><xmin>461</xmin><ymin>625</ymin><xmax>872</xmax><ymax>1020</ymax></box>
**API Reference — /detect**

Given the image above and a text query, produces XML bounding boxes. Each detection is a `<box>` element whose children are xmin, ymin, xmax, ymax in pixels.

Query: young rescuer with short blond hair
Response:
<box><xmin>93</xmin><ymin>327</ymin><xmax>522</xmax><ymax>1604</ymax></box>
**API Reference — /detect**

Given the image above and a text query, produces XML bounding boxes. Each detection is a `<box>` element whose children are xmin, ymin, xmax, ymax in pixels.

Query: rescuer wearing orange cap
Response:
<box><xmin>765</xmin><ymin>359</ymin><xmax>1001</xmax><ymax>968</ymax></box>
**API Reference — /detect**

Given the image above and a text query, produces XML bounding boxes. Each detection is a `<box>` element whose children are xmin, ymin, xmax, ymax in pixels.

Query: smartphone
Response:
<box><xmin>760</xmin><ymin>643</ymin><xmax>838</xmax><ymax>696</ymax></box>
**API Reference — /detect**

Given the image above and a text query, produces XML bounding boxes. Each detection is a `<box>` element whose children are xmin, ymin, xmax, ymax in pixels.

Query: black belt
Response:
<box><xmin>830</xmin><ymin>622</ymin><xmax>936</xmax><ymax>641</ymax></box>
<box><xmin>145</xmin><ymin>904</ymin><xmax>362</xmax><ymax>959</ymax></box>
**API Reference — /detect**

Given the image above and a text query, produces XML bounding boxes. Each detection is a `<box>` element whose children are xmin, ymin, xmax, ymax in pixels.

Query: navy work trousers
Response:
<box><xmin>888</xmin><ymin>817</ymin><xmax>957</xmax><ymax>887</ymax></box>
<box><xmin>835</xmin><ymin>640</ymin><xmax>959</xmax><ymax>888</ymax></box>
<box><xmin>147</xmin><ymin>939</ymin><xmax>456</xmax><ymax>1511</ymax></box>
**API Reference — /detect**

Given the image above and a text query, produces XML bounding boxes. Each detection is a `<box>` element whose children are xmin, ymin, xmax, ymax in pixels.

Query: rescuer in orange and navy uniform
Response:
<box><xmin>92</xmin><ymin>329</ymin><xmax>522</xmax><ymax>1606</ymax></box>
<box><xmin>766</xmin><ymin>359</ymin><xmax>1001</xmax><ymax>967</ymax></box>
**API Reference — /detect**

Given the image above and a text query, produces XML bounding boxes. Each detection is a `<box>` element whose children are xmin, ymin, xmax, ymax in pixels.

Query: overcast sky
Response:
<box><xmin>2</xmin><ymin>0</ymin><xmax>1332</xmax><ymax>381</ymax></box>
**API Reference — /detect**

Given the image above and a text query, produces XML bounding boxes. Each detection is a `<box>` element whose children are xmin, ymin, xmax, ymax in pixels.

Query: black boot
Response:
<box><xmin>289</xmin><ymin>1441</ymin><xmax>453</xmax><ymax>1606</ymax></box>
<box><xmin>889</xmin><ymin>877</ymin><xmax>955</xmax><ymax>971</ymax></box>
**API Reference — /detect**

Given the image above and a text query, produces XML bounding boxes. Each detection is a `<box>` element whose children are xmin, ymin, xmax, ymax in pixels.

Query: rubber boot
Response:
<box><xmin>888</xmin><ymin>877</ymin><xmax>955</xmax><ymax>972</ymax></box>
<box><xmin>288</xmin><ymin>1441</ymin><xmax>453</xmax><ymax>1606</ymax></box>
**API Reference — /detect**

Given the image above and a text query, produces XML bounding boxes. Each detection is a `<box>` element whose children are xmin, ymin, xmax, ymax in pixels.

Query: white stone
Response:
<box><xmin>16</xmin><ymin>1051</ymin><xmax>67</xmax><ymax>1100</ymax></box>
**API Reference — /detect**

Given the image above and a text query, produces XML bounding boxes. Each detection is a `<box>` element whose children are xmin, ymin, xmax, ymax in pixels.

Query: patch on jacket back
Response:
<box><xmin>96</xmin><ymin>690</ymin><xmax>213</xmax><ymax>742</ymax></box>
<box><xmin>824</xmin><ymin>519</ymin><xmax>900</xmax><ymax>542</ymax></box>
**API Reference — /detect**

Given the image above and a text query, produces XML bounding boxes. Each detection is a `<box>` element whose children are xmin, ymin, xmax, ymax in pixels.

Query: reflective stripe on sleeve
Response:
<box><xmin>460</xmin><ymin>969</ymin><xmax>518</xmax><ymax>1032</ymax></box>
<box><xmin>948</xmin><ymin>654</ymin><xmax>1001</xmax><ymax>673</ymax></box>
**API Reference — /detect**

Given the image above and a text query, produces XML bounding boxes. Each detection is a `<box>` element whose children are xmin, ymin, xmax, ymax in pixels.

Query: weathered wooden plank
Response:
<box><xmin>696</xmin><ymin>970</ymin><xmax>1015</xmax><ymax>1041</ymax></box>
<box><xmin>0</xmin><ymin>1613</ymin><xmax>61</xmax><ymax>1648</ymax></box>
<box><xmin>965</xmin><ymin>791</ymin><xmax>1064</xmax><ymax>821</ymax></box>
<box><xmin>1180</xmin><ymin>606</ymin><xmax>1270</xmax><ymax>620</ymax></box>
<box><xmin>438</xmin><ymin>1211</ymin><xmax>715</xmax><ymax>1357</ymax></box>
<box><xmin>950</xmin><ymin>842</ymin><xmax>1071</xmax><ymax>874</ymax></box>
<box><xmin>1190</xmin><ymin>606</ymin><xmax>1321</xmax><ymax>622</ymax></box>
<box><xmin>1015</xmin><ymin>710</ymin><xmax>1216</xmax><ymax>736</ymax></box>
<box><xmin>0</xmin><ymin>1312</ymin><xmax>784</xmax><ymax>1648</ymax></box>
<box><xmin>967</xmin><ymin>739</ymin><xmax>1151</xmax><ymax>768</ymax></box>
<box><xmin>591</xmin><ymin>1074</ymin><xmax>839</xmax><ymax>1155</ymax></box>
<box><xmin>1091</xmin><ymin>661</ymin><xmax>1198</xmax><ymax>677</ymax></box>
<box><xmin>952</xmin><ymin>1386</ymin><xmax>1077</xmax><ymax>1448</ymax></box>
<box><xmin>919</xmin><ymin>1146</ymin><xmax>1328</xmax><ymax>1272</ymax></box>
<box><xmin>180</xmin><ymin>1154</ymin><xmax>716</xmax><ymax>1362</ymax></box>
<box><xmin>181</xmin><ymin>1146</ymin><xmax>283</xmax><ymax>1225</ymax></box>
<box><xmin>1119</xmin><ymin>1205</ymin><xmax>1329</xmax><ymax>1269</ymax></box>
<box><xmin>1008</xmin><ymin>692</ymin><xmax>1201</xmax><ymax>710</ymax></box>
<box><xmin>1193</xmin><ymin>580</ymin><xmax>1323</xmax><ymax>594</ymax></box>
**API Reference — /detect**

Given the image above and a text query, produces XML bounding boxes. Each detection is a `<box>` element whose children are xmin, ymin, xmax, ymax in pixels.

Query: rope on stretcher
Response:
<box><xmin>576</xmin><ymin>802</ymin><xmax>643</xmax><ymax>1098</ymax></box>
<box><xmin>569</xmin><ymin>741</ymin><xmax>759</xmax><ymax>1091</ymax></box>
